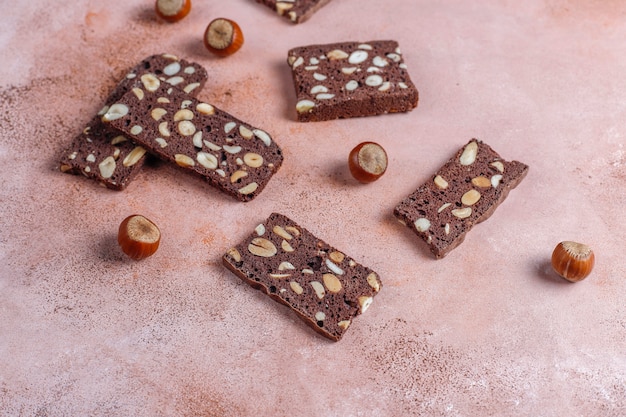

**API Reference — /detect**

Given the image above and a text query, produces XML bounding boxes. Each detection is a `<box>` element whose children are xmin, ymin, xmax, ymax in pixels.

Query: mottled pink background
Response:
<box><xmin>1</xmin><ymin>0</ymin><xmax>625</xmax><ymax>415</ymax></box>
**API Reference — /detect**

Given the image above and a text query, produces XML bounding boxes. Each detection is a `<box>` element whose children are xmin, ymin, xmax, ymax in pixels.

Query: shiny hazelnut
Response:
<box><xmin>348</xmin><ymin>142</ymin><xmax>388</xmax><ymax>183</ymax></box>
<box><xmin>551</xmin><ymin>241</ymin><xmax>595</xmax><ymax>282</ymax></box>
<box><xmin>203</xmin><ymin>18</ymin><xmax>244</xmax><ymax>57</ymax></box>
<box><xmin>118</xmin><ymin>215</ymin><xmax>161</xmax><ymax>260</ymax></box>
<box><xmin>155</xmin><ymin>0</ymin><xmax>191</xmax><ymax>23</ymax></box>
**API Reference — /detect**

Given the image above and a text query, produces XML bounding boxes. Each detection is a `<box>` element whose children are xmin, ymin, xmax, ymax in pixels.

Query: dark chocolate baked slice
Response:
<box><xmin>287</xmin><ymin>40</ymin><xmax>419</xmax><ymax>122</ymax></box>
<box><xmin>394</xmin><ymin>139</ymin><xmax>529</xmax><ymax>259</ymax></box>
<box><xmin>222</xmin><ymin>213</ymin><xmax>382</xmax><ymax>341</ymax></box>
<box><xmin>254</xmin><ymin>0</ymin><xmax>332</xmax><ymax>23</ymax></box>
<box><xmin>102</xmin><ymin>77</ymin><xmax>283</xmax><ymax>202</ymax></box>
<box><xmin>59</xmin><ymin>54</ymin><xmax>208</xmax><ymax>190</ymax></box>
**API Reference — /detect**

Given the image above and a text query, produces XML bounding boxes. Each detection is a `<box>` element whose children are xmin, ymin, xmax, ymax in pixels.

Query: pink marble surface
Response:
<box><xmin>1</xmin><ymin>0</ymin><xmax>625</xmax><ymax>415</ymax></box>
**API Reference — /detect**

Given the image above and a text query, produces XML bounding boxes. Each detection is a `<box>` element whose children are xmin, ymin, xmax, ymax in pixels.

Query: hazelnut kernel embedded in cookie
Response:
<box><xmin>348</xmin><ymin>142</ymin><xmax>388</xmax><ymax>183</ymax></box>
<box><xmin>551</xmin><ymin>241</ymin><xmax>595</xmax><ymax>282</ymax></box>
<box><xmin>204</xmin><ymin>18</ymin><xmax>244</xmax><ymax>57</ymax></box>
<box><xmin>155</xmin><ymin>0</ymin><xmax>191</xmax><ymax>23</ymax></box>
<box><xmin>118</xmin><ymin>215</ymin><xmax>161</xmax><ymax>260</ymax></box>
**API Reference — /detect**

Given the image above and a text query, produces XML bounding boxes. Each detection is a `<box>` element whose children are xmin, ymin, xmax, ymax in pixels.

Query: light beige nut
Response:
<box><xmin>155</xmin><ymin>138</ymin><xmax>168</xmax><ymax>148</ymax></box>
<box><xmin>325</xmin><ymin>259</ymin><xmax>344</xmax><ymax>275</ymax></box>
<box><xmin>227</xmin><ymin>247</ymin><xmax>241</xmax><ymax>263</ymax></box>
<box><xmin>273</xmin><ymin>225</ymin><xmax>293</xmax><ymax>240</ymax></box>
<box><xmin>460</xmin><ymin>141</ymin><xmax>478</xmax><ymax>166</ymax></box>
<box><xmin>163</xmin><ymin>61</ymin><xmax>181</xmax><ymax>76</ymax></box>
<box><xmin>313</xmin><ymin>73</ymin><xmax>327</xmax><ymax>81</ymax></box>
<box><xmin>159</xmin><ymin>122</ymin><xmax>171</xmax><ymax>137</ymax></box>
<box><xmin>239</xmin><ymin>125</ymin><xmax>254</xmax><ymax>139</ymax></box>
<box><xmin>140</xmin><ymin>73</ymin><xmax>160</xmax><ymax>92</ymax></box>
<box><xmin>345</xmin><ymin>80</ymin><xmax>359</xmax><ymax>91</ymax></box>
<box><xmin>316</xmin><ymin>93</ymin><xmax>335</xmax><ymax>100</ymax></box>
<box><xmin>196</xmin><ymin>152</ymin><xmax>218</xmax><ymax>169</ymax></box>
<box><xmin>461</xmin><ymin>189</ymin><xmax>481</xmax><ymax>206</ymax></box>
<box><xmin>86</xmin><ymin>154</ymin><xmax>96</xmax><ymax>163</ymax></box>
<box><xmin>490</xmin><ymin>161</ymin><xmax>505</xmax><ymax>172</ymax></box>
<box><xmin>132</xmin><ymin>87</ymin><xmax>144</xmax><ymax>100</ymax></box>
<box><xmin>378</xmin><ymin>82</ymin><xmax>391</xmax><ymax>92</ymax></box>
<box><xmin>248</xmin><ymin>237</ymin><xmax>277</xmax><ymax>257</ymax></box>
<box><xmin>174</xmin><ymin>109</ymin><xmax>194</xmax><ymax>122</ymax></box>
<box><xmin>282</xmin><ymin>240</ymin><xmax>294</xmax><ymax>252</ymax></box>
<box><xmin>434</xmin><ymin>175</ymin><xmax>449</xmax><ymax>189</ymax></box>
<box><xmin>438</xmin><ymin>203</ymin><xmax>452</xmax><ymax>213</ymax></box>
<box><xmin>342</xmin><ymin>67</ymin><xmax>358</xmax><ymax>75</ymax></box>
<box><xmin>338</xmin><ymin>320</ymin><xmax>351</xmax><ymax>330</ymax></box>
<box><xmin>166</xmin><ymin>76</ymin><xmax>184</xmax><ymax>86</ymax></box>
<box><xmin>315</xmin><ymin>312</ymin><xmax>326</xmax><ymax>322</ymax></box>
<box><xmin>310</xmin><ymin>85</ymin><xmax>328</xmax><ymax>94</ymax></box>
<box><xmin>367</xmin><ymin>273</ymin><xmax>381</xmax><ymax>292</ymax></box>
<box><xmin>322</xmin><ymin>273</ymin><xmax>342</xmax><ymax>293</ymax></box>
<box><xmin>230</xmin><ymin>170</ymin><xmax>248</xmax><ymax>183</ymax></box>
<box><xmin>130</xmin><ymin>125</ymin><xmax>143</xmax><ymax>135</ymax></box>
<box><xmin>192</xmin><ymin>131</ymin><xmax>203</xmax><ymax>148</ymax></box>
<box><xmin>373</xmin><ymin>56</ymin><xmax>389</xmax><ymax>67</ymax></box>
<box><xmin>451</xmin><ymin>207</ymin><xmax>472</xmax><ymax>219</ymax></box>
<box><xmin>151</xmin><ymin>108</ymin><xmax>168</xmax><ymax>121</ymax></box>
<box><xmin>327</xmin><ymin>49</ymin><xmax>349</xmax><ymax>60</ymax></box>
<box><xmin>349</xmin><ymin>50</ymin><xmax>369</xmax><ymax>64</ymax></box>
<box><xmin>102</xmin><ymin>103</ymin><xmax>129</xmax><ymax>122</ymax></box>
<box><xmin>178</xmin><ymin>120</ymin><xmax>196</xmax><ymax>136</ymax></box>
<box><xmin>445</xmin><ymin>224</ymin><xmax>451</xmax><ymax>235</ymax></box>
<box><xmin>111</xmin><ymin>135</ymin><xmax>127</xmax><ymax>145</ymax></box>
<box><xmin>197</xmin><ymin>102</ymin><xmax>215</xmax><ymax>115</ymax></box>
<box><xmin>329</xmin><ymin>251</ymin><xmax>345</xmax><ymax>264</ymax></box>
<box><xmin>175</xmin><ymin>154</ymin><xmax>195</xmax><ymax>167</ymax></box>
<box><xmin>238</xmin><ymin>182</ymin><xmax>259</xmax><ymax>195</ymax></box>
<box><xmin>358</xmin><ymin>43</ymin><xmax>373</xmax><ymax>50</ymax></box>
<box><xmin>157</xmin><ymin>97</ymin><xmax>170</xmax><ymax>104</ymax></box>
<box><xmin>223</xmin><ymin>145</ymin><xmax>242</xmax><ymax>154</ymax></box>
<box><xmin>414</xmin><ymin>218</ymin><xmax>431</xmax><ymax>232</ymax></box>
<box><xmin>365</xmin><ymin>75</ymin><xmax>383</xmax><ymax>87</ymax></box>
<box><xmin>310</xmin><ymin>281</ymin><xmax>325</xmax><ymax>299</ymax></box>
<box><xmin>296</xmin><ymin>100</ymin><xmax>315</xmax><ymax>113</ymax></box>
<box><xmin>358</xmin><ymin>296</ymin><xmax>373</xmax><ymax>313</ymax></box>
<box><xmin>278</xmin><ymin>261</ymin><xmax>296</xmax><ymax>271</ymax></box>
<box><xmin>472</xmin><ymin>176</ymin><xmax>492</xmax><ymax>188</ymax></box>
<box><xmin>60</xmin><ymin>164</ymin><xmax>71</xmax><ymax>173</ymax></box>
<box><xmin>290</xmin><ymin>281</ymin><xmax>304</xmax><ymax>295</ymax></box>
<box><xmin>123</xmin><ymin>146</ymin><xmax>146</xmax><ymax>167</ymax></box>
<box><xmin>244</xmin><ymin>153</ymin><xmax>264</xmax><ymax>168</ymax></box>
<box><xmin>291</xmin><ymin>56</ymin><xmax>304</xmax><ymax>68</ymax></box>
<box><xmin>98</xmin><ymin>156</ymin><xmax>116</xmax><ymax>179</ymax></box>
<box><xmin>491</xmin><ymin>175</ymin><xmax>503</xmax><ymax>188</ymax></box>
<box><xmin>269</xmin><ymin>273</ymin><xmax>291</xmax><ymax>279</ymax></box>
<box><xmin>301</xmin><ymin>268</ymin><xmax>314</xmax><ymax>275</ymax></box>
<box><xmin>253</xmin><ymin>129</ymin><xmax>272</xmax><ymax>147</ymax></box>
<box><xmin>285</xmin><ymin>226</ymin><xmax>300</xmax><ymax>237</ymax></box>
<box><xmin>255</xmin><ymin>224</ymin><xmax>266</xmax><ymax>236</ymax></box>
<box><xmin>276</xmin><ymin>2</ymin><xmax>294</xmax><ymax>15</ymax></box>
<box><xmin>224</xmin><ymin>122</ymin><xmax>237</xmax><ymax>134</ymax></box>
<box><xmin>204</xmin><ymin>140</ymin><xmax>222</xmax><ymax>151</ymax></box>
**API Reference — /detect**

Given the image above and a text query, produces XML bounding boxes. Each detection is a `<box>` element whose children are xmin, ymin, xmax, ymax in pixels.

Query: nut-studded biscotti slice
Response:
<box><xmin>287</xmin><ymin>40</ymin><xmax>418</xmax><ymax>122</ymax></box>
<box><xmin>254</xmin><ymin>0</ymin><xmax>332</xmax><ymax>23</ymax></box>
<box><xmin>394</xmin><ymin>139</ymin><xmax>529</xmax><ymax>259</ymax></box>
<box><xmin>102</xmin><ymin>78</ymin><xmax>283</xmax><ymax>201</ymax></box>
<box><xmin>222</xmin><ymin>213</ymin><xmax>383</xmax><ymax>341</ymax></box>
<box><xmin>59</xmin><ymin>54</ymin><xmax>208</xmax><ymax>190</ymax></box>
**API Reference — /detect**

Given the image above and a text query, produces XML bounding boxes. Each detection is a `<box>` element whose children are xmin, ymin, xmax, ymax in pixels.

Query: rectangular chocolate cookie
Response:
<box><xmin>222</xmin><ymin>213</ymin><xmax>383</xmax><ymax>341</ymax></box>
<box><xmin>59</xmin><ymin>54</ymin><xmax>208</xmax><ymax>190</ymax></box>
<box><xmin>255</xmin><ymin>0</ymin><xmax>332</xmax><ymax>23</ymax></box>
<box><xmin>102</xmin><ymin>79</ymin><xmax>283</xmax><ymax>202</ymax></box>
<box><xmin>287</xmin><ymin>40</ymin><xmax>419</xmax><ymax>122</ymax></box>
<box><xmin>394</xmin><ymin>139</ymin><xmax>529</xmax><ymax>259</ymax></box>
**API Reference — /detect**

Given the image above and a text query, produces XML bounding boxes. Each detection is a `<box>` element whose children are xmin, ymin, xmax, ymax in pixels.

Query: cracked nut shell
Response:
<box><xmin>348</xmin><ymin>142</ymin><xmax>388</xmax><ymax>183</ymax></box>
<box><xmin>203</xmin><ymin>18</ymin><xmax>244</xmax><ymax>57</ymax></box>
<box><xmin>155</xmin><ymin>0</ymin><xmax>191</xmax><ymax>23</ymax></box>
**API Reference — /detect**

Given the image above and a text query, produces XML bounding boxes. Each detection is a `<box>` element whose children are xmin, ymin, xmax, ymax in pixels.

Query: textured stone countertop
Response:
<box><xmin>1</xmin><ymin>1</ymin><xmax>625</xmax><ymax>415</ymax></box>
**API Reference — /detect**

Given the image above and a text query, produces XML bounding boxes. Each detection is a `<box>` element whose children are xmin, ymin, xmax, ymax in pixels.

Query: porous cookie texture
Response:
<box><xmin>394</xmin><ymin>139</ymin><xmax>529</xmax><ymax>259</ymax></box>
<box><xmin>287</xmin><ymin>40</ymin><xmax>419</xmax><ymax>122</ymax></box>
<box><xmin>59</xmin><ymin>54</ymin><xmax>208</xmax><ymax>190</ymax></box>
<box><xmin>103</xmin><ymin>78</ymin><xmax>283</xmax><ymax>202</ymax></box>
<box><xmin>222</xmin><ymin>213</ymin><xmax>383</xmax><ymax>341</ymax></box>
<box><xmin>255</xmin><ymin>0</ymin><xmax>332</xmax><ymax>23</ymax></box>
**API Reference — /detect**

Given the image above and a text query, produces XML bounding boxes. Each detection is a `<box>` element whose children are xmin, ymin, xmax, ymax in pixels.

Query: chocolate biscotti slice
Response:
<box><xmin>287</xmin><ymin>40</ymin><xmax>419</xmax><ymax>122</ymax></box>
<box><xmin>394</xmin><ymin>139</ymin><xmax>529</xmax><ymax>259</ymax></box>
<box><xmin>59</xmin><ymin>54</ymin><xmax>208</xmax><ymax>190</ymax></box>
<box><xmin>255</xmin><ymin>0</ymin><xmax>332</xmax><ymax>23</ymax></box>
<box><xmin>102</xmin><ymin>77</ymin><xmax>283</xmax><ymax>202</ymax></box>
<box><xmin>222</xmin><ymin>213</ymin><xmax>383</xmax><ymax>341</ymax></box>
